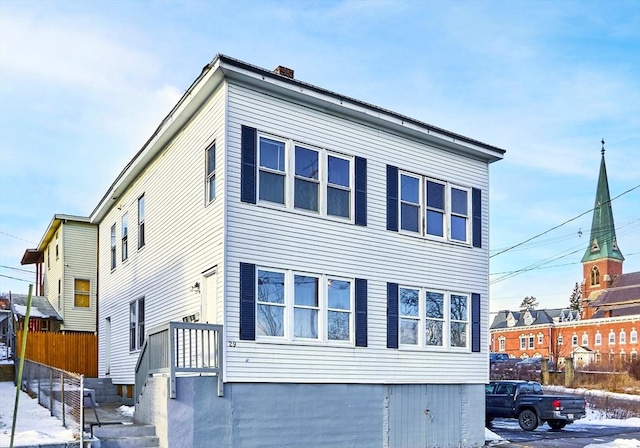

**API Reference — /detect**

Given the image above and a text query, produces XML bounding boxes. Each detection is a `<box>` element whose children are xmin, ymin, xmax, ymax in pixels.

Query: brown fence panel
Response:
<box><xmin>17</xmin><ymin>331</ymin><xmax>97</xmax><ymax>377</ymax></box>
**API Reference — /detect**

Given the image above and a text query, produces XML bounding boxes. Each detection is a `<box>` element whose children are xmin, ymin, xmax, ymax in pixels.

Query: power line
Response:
<box><xmin>0</xmin><ymin>273</ymin><xmax>31</xmax><ymax>283</ymax></box>
<box><xmin>490</xmin><ymin>184</ymin><xmax>640</xmax><ymax>259</ymax></box>
<box><xmin>0</xmin><ymin>265</ymin><xmax>35</xmax><ymax>274</ymax></box>
<box><xmin>0</xmin><ymin>231</ymin><xmax>37</xmax><ymax>245</ymax></box>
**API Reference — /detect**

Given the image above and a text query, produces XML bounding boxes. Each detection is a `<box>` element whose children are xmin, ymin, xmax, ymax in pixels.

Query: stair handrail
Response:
<box><xmin>135</xmin><ymin>322</ymin><xmax>223</xmax><ymax>403</ymax></box>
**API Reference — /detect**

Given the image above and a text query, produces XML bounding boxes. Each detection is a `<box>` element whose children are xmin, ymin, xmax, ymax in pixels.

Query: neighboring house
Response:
<box><xmin>90</xmin><ymin>54</ymin><xmax>504</xmax><ymax>447</ymax></box>
<box><xmin>490</xmin><ymin>146</ymin><xmax>639</xmax><ymax>368</ymax></box>
<box><xmin>9</xmin><ymin>293</ymin><xmax>63</xmax><ymax>332</ymax></box>
<box><xmin>21</xmin><ymin>215</ymin><xmax>97</xmax><ymax>333</ymax></box>
<box><xmin>0</xmin><ymin>296</ymin><xmax>10</xmax><ymax>344</ymax></box>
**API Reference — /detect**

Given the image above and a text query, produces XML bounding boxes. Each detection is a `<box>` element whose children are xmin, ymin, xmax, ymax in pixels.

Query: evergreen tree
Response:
<box><xmin>519</xmin><ymin>296</ymin><xmax>538</xmax><ymax>311</ymax></box>
<box><xmin>569</xmin><ymin>282</ymin><xmax>582</xmax><ymax>311</ymax></box>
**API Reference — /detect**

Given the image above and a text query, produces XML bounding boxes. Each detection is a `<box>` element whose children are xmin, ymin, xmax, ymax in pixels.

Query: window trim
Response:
<box><xmin>256</xmin><ymin>132</ymin><xmax>356</xmax><ymax>222</ymax></box>
<box><xmin>255</xmin><ymin>266</ymin><xmax>355</xmax><ymax>346</ymax></box>
<box><xmin>121</xmin><ymin>212</ymin><xmax>129</xmax><ymax>262</ymax></box>
<box><xmin>73</xmin><ymin>278</ymin><xmax>91</xmax><ymax>308</ymax></box>
<box><xmin>206</xmin><ymin>142</ymin><xmax>217</xmax><ymax>203</ymax></box>
<box><xmin>110</xmin><ymin>224</ymin><xmax>117</xmax><ymax>270</ymax></box>
<box><xmin>138</xmin><ymin>194</ymin><xmax>146</xmax><ymax>249</ymax></box>
<box><xmin>129</xmin><ymin>297</ymin><xmax>145</xmax><ymax>352</ymax></box>
<box><xmin>595</xmin><ymin>331</ymin><xmax>602</xmax><ymax>345</ymax></box>
<box><xmin>397</xmin><ymin>169</ymin><xmax>473</xmax><ymax>245</ymax></box>
<box><xmin>396</xmin><ymin>287</ymin><xmax>470</xmax><ymax>351</ymax></box>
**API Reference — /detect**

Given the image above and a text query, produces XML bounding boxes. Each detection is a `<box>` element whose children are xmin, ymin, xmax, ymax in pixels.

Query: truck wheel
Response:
<box><xmin>548</xmin><ymin>420</ymin><xmax>567</xmax><ymax>430</ymax></box>
<box><xmin>485</xmin><ymin>416</ymin><xmax>494</xmax><ymax>426</ymax></box>
<box><xmin>518</xmin><ymin>409</ymin><xmax>538</xmax><ymax>431</ymax></box>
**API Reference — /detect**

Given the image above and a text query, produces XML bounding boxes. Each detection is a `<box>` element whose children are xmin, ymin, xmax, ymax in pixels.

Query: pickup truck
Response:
<box><xmin>485</xmin><ymin>380</ymin><xmax>586</xmax><ymax>431</ymax></box>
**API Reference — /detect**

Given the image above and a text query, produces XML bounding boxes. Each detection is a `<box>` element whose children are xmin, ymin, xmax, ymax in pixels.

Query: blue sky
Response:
<box><xmin>1</xmin><ymin>0</ymin><xmax>638</xmax><ymax>313</ymax></box>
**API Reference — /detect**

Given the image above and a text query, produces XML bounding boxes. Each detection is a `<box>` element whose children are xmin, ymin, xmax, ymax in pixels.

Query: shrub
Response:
<box><xmin>629</xmin><ymin>359</ymin><xmax>640</xmax><ymax>381</ymax></box>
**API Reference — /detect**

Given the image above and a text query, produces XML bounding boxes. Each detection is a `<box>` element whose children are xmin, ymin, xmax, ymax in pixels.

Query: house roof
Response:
<box><xmin>590</xmin><ymin>271</ymin><xmax>640</xmax><ymax>309</ymax></box>
<box><xmin>581</xmin><ymin>147</ymin><xmax>624</xmax><ymax>263</ymax></box>
<box><xmin>90</xmin><ymin>53</ymin><xmax>506</xmax><ymax>224</ymax></box>
<box><xmin>21</xmin><ymin>214</ymin><xmax>93</xmax><ymax>265</ymax></box>
<box><xmin>9</xmin><ymin>294</ymin><xmax>63</xmax><ymax>321</ymax></box>
<box><xmin>490</xmin><ymin>307</ymin><xmax>580</xmax><ymax>329</ymax></box>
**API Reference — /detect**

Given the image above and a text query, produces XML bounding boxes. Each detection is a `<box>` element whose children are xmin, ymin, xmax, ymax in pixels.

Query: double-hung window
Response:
<box><xmin>256</xmin><ymin>134</ymin><xmax>354</xmax><ymax>220</ymax></box>
<box><xmin>294</xmin><ymin>146</ymin><xmax>319</xmax><ymax>212</ymax></box>
<box><xmin>520</xmin><ymin>336</ymin><xmax>527</xmax><ymax>350</ymax></box>
<box><xmin>74</xmin><ymin>279</ymin><xmax>90</xmax><ymax>308</ymax></box>
<box><xmin>255</xmin><ymin>267</ymin><xmax>354</xmax><ymax>344</ymax></box>
<box><xmin>425</xmin><ymin>291</ymin><xmax>445</xmax><ymax>346</ymax></box>
<box><xmin>450</xmin><ymin>187</ymin><xmax>469</xmax><ymax>242</ymax></box>
<box><xmin>259</xmin><ymin>137</ymin><xmax>286</xmax><ymax>204</ymax></box>
<box><xmin>138</xmin><ymin>194</ymin><xmax>145</xmax><ymax>249</ymax></box>
<box><xmin>327</xmin><ymin>154</ymin><xmax>351</xmax><ymax>218</ymax></box>
<box><xmin>399</xmin><ymin>287</ymin><xmax>420</xmax><ymax>344</ymax></box>
<box><xmin>426</xmin><ymin>180</ymin><xmax>445</xmax><ymax>237</ymax></box>
<box><xmin>400</xmin><ymin>174</ymin><xmax>421</xmax><ymax>233</ymax></box>
<box><xmin>405</xmin><ymin>172</ymin><xmax>470</xmax><ymax>242</ymax></box>
<box><xmin>121</xmin><ymin>213</ymin><xmax>128</xmax><ymax>261</ymax></box>
<box><xmin>130</xmin><ymin>297</ymin><xmax>145</xmax><ymax>351</ymax></box>
<box><xmin>397</xmin><ymin>287</ymin><xmax>468</xmax><ymax>350</ymax></box>
<box><xmin>206</xmin><ymin>143</ymin><xmax>216</xmax><ymax>203</ymax></box>
<box><xmin>110</xmin><ymin>224</ymin><xmax>116</xmax><ymax>270</ymax></box>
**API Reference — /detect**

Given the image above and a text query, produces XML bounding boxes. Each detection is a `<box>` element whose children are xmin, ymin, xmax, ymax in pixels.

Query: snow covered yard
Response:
<box><xmin>0</xmin><ymin>380</ymin><xmax>77</xmax><ymax>447</ymax></box>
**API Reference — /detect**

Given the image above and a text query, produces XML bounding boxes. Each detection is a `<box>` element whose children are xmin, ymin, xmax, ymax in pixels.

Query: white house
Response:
<box><xmin>90</xmin><ymin>55</ymin><xmax>504</xmax><ymax>447</ymax></box>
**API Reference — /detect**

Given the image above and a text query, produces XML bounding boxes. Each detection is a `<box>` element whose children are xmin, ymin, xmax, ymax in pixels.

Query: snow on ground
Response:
<box><xmin>0</xmin><ymin>381</ymin><xmax>77</xmax><ymax>447</ymax></box>
<box><xmin>546</xmin><ymin>385</ymin><xmax>640</xmax><ymax>403</ymax></box>
<box><xmin>485</xmin><ymin>427</ymin><xmax>505</xmax><ymax>443</ymax></box>
<box><xmin>118</xmin><ymin>405</ymin><xmax>134</xmax><ymax>418</ymax></box>
<box><xmin>584</xmin><ymin>440</ymin><xmax>640</xmax><ymax>448</ymax></box>
<box><xmin>577</xmin><ymin>407</ymin><xmax>640</xmax><ymax>427</ymax></box>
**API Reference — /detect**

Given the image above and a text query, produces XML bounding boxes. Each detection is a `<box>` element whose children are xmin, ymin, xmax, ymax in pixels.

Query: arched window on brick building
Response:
<box><xmin>591</xmin><ymin>266</ymin><xmax>600</xmax><ymax>286</ymax></box>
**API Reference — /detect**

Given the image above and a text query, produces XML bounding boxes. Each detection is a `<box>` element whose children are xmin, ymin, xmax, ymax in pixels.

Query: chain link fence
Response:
<box><xmin>18</xmin><ymin>358</ymin><xmax>84</xmax><ymax>444</ymax></box>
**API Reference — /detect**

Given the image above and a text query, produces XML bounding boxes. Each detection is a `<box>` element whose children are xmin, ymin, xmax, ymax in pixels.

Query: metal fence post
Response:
<box><xmin>60</xmin><ymin>373</ymin><xmax>65</xmax><ymax>427</ymax></box>
<box><xmin>80</xmin><ymin>374</ymin><xmax>84</xmax><ymax>446</ymax></box>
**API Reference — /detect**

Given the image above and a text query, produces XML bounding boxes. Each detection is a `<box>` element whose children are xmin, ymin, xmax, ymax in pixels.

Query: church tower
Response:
<box><xmin>581</xmin><ymin>140</ymin><xmax>624</xmax><ymax>319</ymax></box>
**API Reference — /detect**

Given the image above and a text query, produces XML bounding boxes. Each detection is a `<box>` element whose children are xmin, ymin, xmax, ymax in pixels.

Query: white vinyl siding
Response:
<box><xmin>97</xmin><ymin>84</ymin><xmax>227</xmax><ymax>384</ymax></box>
<box><xmin>225</xmin><ymin>82</ymin><xmax>489</xmax><ymax>384</ymax></box>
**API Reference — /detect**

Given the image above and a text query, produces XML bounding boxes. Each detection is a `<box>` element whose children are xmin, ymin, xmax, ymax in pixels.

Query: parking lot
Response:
<box><xmin>488</xmin><ymin>417</ymin><xmax>640</xmax><ymax>447</ymax></box>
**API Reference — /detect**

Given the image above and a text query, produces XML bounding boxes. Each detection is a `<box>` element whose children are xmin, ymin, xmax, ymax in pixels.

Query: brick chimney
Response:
<box><xmin>274</xmin><ymin>66</ymin><xmax>294</xmax><ymax>79</ymax></box>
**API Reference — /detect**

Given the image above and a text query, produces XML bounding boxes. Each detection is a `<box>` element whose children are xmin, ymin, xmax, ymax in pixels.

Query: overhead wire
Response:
<box><xmin>489</xmin><ymin>184</ymin><xmax>639</xmax><ymax>259</ymax></box>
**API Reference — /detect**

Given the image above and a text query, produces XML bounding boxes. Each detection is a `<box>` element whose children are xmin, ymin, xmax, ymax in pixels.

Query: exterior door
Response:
<box><xmin>202</xmin><ymin>270</ymin><xmax>218</xmax><ymax>324</ymax></box>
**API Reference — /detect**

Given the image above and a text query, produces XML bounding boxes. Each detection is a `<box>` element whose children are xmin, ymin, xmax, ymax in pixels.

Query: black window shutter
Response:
<box><xmin>355</xmin><ymin>278</ymin><xmax>368</xmax><ymax>347</ymax></box>
<box><xmin>471</xmin><ymin>293</ymin><xmax>481</xmax><ymax>352</ymax></box>
<box><xmin>387</xmin><ymin>282</ymin><xmax>399</xmax><ymax>348</ymax></box>
<box><xmin>386</xmin><ymin>165</ymin><xmax>399</xmax><ymax>231</ymax></box>
<box><xmin>354</xmin><ymin>157</ymin><xmax>367</xmax><ymax>226</ymax></box>
<box><xmin>239</xmin><ymin>262</ymin><xmax>256</xmax><ymax>340</ymax></box>
<box><xmin>241</xmin><ymin>126</ymin><xmax>257</xmax><ymax>204</ymax></box>
<box><xmin>472</xmin><ymin>188</ymin><xmax>482</xmax><ymax>248</ymax></box>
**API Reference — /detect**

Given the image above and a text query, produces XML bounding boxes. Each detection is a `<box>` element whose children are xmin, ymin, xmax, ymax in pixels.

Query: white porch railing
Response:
<box><xmin>135</xmin><ymin>322</ymin><xmax>223</xmax><ymax>402</ymax></box>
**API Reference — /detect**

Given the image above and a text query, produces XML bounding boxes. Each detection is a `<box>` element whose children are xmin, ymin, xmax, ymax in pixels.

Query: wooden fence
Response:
<box><xmin>17</xmin><ymin>330</ymin><xmax>97</xmax><ymax>377</ymax></box>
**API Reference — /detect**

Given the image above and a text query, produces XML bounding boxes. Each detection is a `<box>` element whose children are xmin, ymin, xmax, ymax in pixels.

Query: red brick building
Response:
<box><xmin>490</xmin><ymin>144</ymin><xmax>640</xmax><ymax>367</ymax></box>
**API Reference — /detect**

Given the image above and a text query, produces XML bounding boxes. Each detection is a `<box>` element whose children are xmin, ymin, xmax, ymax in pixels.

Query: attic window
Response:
<box><xmin>591</xmin><ymin>238</ymin><xmax>600</xmax><ymax>253</ymax></box>
<box><xmin>507</xmin><ymin>315</ymin><xmax>516</xmax><ymax>327</ymax></box>
<box><xmin>524</xmin><ymin>313</ymin><xmax>533</xmax><ymax>325</ymax></box>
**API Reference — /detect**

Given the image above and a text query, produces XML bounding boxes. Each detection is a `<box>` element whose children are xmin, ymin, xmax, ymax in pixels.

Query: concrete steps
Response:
<box><xmin>92</xmin><ymin>424</ymin><xmax>159</xmax><ymax>448</ymax></box>
<box><xmin>84</xmin><ymin>377</ymin><xmax>122</xmax><ymax>404</ymax></box>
